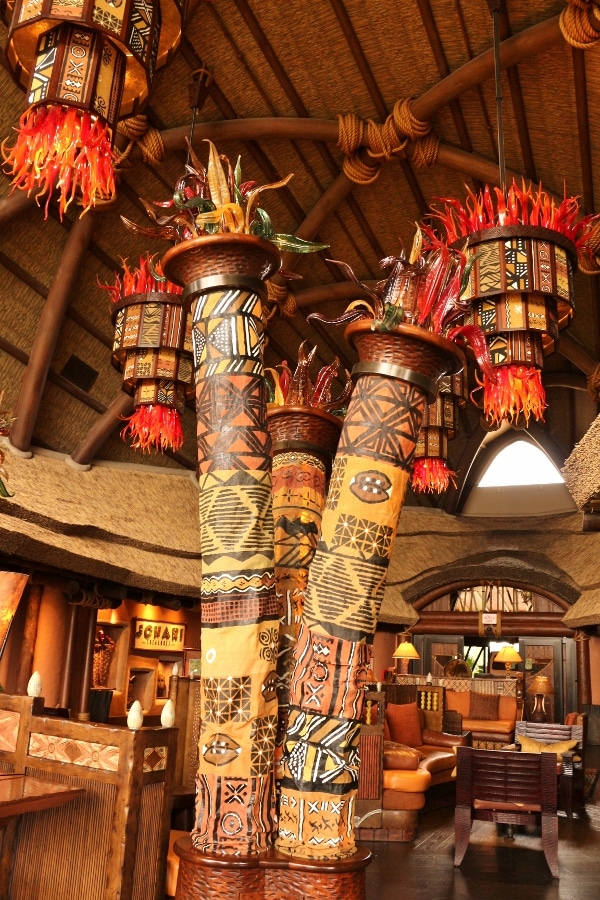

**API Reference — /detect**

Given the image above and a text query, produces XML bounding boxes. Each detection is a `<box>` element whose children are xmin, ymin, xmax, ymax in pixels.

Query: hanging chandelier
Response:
<box><xmin>411</xmin><ymin>370</ymin><xmax>467</xmax><ymax>493</ymax></box>
<box><xmin>2</xmin><ymin>0</ymin><xmax>183</xmax><ymax>217</ymax></box>
<box><xmin>103</xmin><ymin>254</ymin><xmax>193</xmax><ymax>452</ymax></box>
<box><xmin>431</xmin><ymin>181</ymin><xmax>599</xmax><ymax>428</ymax></box>
<box><xmin>427</xmin><ymin>3</ymin><xmax>600</xmax><ymax>429</ymax></box>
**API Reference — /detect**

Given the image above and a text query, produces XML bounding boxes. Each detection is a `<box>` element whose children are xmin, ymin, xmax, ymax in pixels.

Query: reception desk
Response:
<box><xmin>0</xmin><ymin>693</ymin><xmax>177</xmax><ymax>899</ymax></box>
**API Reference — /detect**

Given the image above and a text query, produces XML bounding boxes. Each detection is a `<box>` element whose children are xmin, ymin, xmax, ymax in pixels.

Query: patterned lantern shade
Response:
<box><xmin>108</xmin><ymin>256</ymin><xmax>193</xmax><ymax>452</ymax></box>
<box><xmin>412</xmin><ymin>370</ymin><xmax>467</xmax><ymax>493</ymax></box>
<box><xmin>460</xmin><ymin>226</ymin><xmax>576</xmax><ymax>427</ymax></box>
<box><xmin>2</xmin><ymin>0</ymin><xmax>183</xmax><ymax>215</ymax></box>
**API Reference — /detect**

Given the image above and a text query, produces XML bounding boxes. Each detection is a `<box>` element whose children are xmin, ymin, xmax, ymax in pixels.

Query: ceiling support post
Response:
<box><xmin>9</xmin><ymin>212</ymin><xmax>97</xmax><ymax>455</ymax></box>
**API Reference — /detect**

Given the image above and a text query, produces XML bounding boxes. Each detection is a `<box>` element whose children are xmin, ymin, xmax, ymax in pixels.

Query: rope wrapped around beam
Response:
<box><xmin>266</xmin><ymin>281</ymin><xmax>298</xmax><ymax>321</ymax></box>
<box><xmin>560</xmin><ymin>0</ymin><xmax>600</xmax><ymax>48</ymax></box>
<box><xmin>337</xmin><ymin>98</ymin><xmax>439</xmax><ymax>184</ymax></box>
<box><xmin>116</xmin><ymin>115</ymin><xmax>165</xmax><ymax>167</ymax></box>
<box><xmin>578</xmin><ymin>220</ymin><xmax>600</xmax><ymax>275</ymax></box>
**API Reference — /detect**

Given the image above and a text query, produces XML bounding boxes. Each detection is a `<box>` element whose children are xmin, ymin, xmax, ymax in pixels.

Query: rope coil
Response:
<box><xmin>115</xmin><ymin>115</ymin><xmax>165</xmax><ymax>167</ymax></box>
<box><xmin>266</xmin><ymin>282</ymin><xmax>298</xmax><ymax>320</ymax></box>
<box><xmin>560</xmin><ymin>0</ymin><xmax>600</xmax><ymax>48</ymax></box>
<box><xmin>337</xmin><ymin>98</ymin><xmax>436</xmax><ymax>184</ymax></box>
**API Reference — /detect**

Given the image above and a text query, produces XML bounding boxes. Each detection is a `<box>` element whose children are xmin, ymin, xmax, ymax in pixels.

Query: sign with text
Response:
<box><xmin>133</xmin><ymin>619</ymin><xmax>186</xmax><ymax>652</ymax></box>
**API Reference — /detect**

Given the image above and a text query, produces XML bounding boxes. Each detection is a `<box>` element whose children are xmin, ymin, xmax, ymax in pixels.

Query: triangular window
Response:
<box><xmin>478</xmin><ymin>439</ymin><xmax>564</xmax><ymax>487</ymax></box>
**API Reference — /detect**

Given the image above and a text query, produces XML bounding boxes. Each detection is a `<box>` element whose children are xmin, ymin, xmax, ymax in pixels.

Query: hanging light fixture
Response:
<box><xmin>104</xmin><ymin>253</ymin><xmax>193</xmax><ymax>452</ymax></box>
<box><xmin>428</xmin><ymin>2</ymin><xmax>599</xmax><ymax>428</ymax></box>
<box><xmin>411</xmin><ymin>369</ymin><xmax>467</xmax><ymax>493</ymax></box>
<box><xmin>2</xmin><ymin>0</ymin><xmax>183</xmax><ymax>217</ymax></box>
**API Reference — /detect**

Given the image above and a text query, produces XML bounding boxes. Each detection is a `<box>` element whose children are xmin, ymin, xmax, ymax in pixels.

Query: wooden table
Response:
<box><xmin>0</xmin><ymin>775</ymin><xmax>85</xmax><ymax>897</ymax></box>
<box><xmin>0</xmin><ymin>775</ymin><xmax>84</xmax><ymax>819</ymax></box>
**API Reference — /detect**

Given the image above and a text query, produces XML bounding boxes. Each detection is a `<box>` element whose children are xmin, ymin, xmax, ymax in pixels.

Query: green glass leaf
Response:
<box><xmin>249</xmin><ymin>207</ymin><xmax>275</xmax><ymax>239</ymax></box>
<box><xmin>271</xmin><ymin>234</ymin><xmax>329</xmax><ymax>253</ymax></box>
<box><xmin>0</xmin><ymin>479</ymin><xmax>13</xmax><ymax>498</ymax></box>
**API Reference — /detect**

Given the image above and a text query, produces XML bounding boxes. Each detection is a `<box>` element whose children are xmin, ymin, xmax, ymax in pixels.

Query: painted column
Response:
<box><xmin>268</xmin><ymin>405</ymin><xmax>342</xmax><ymax>772</ymax></box>
<box><xmin>163</xmin><ymin>235</ymin><xmax>281</xmax><ymax>856</ymax></box>
<box><xmin>277</xmin><ymin>323</ymin><xmax>463</xmax><ymax>859</ymax></box>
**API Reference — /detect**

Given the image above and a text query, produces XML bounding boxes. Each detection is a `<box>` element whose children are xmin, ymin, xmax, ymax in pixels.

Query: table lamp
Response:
<box><xmin>494</xmin><ymin>644</ymin><xmax>522</xmax><ymax>675</ymax></box>
<box><xmin>393</xmin><ymin>635</ymin><xmax>420</xmax><ymax>675</ymax></box>
<box><xmin>528</xmin><ymin>674</ymin><xmax>551</xmax><ymax>723</ymax></box>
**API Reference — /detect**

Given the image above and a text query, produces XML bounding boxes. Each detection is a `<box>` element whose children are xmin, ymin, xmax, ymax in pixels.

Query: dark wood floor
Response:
<box><xmin>364</xmin><ymin>744</ymin><xmax>600</xmax><ymax>900</ymax></box>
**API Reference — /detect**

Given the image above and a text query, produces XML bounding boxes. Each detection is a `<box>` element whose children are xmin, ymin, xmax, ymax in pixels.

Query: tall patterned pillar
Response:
<box><xmin>277</xmin><ymin>322</ymin><xmax>463</xmax><ymax>859</ymax></box>
<box><xmin>163</xmin><ymin>234</ymin><xmax>281</xmax><ymax>856</ymax></box>
<box><xmin>268</xmin><ymin>402</ymin><xmax>343</xmax><ymax>773</ymax></box>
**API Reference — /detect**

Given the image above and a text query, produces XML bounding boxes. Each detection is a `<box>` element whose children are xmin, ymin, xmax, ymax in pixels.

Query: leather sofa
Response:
<box><xmin>445</xmin><ymin>688</ymin><xmax>517</xmax><ymax>747</ymax></box>
<box><xmin>375</xmin><ymin>700</ymin><xmax>469</xmax><ymax>841</ymax></box>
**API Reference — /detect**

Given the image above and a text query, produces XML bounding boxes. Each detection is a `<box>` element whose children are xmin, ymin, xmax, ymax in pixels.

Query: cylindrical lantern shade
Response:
<box><xmin>26</xmin><ymin>24</ymin><xmax>125</xmax><ymax>131</ymax></box>
<box><xmin>3</xmin><ymin>0</ymin><xmax>183</xmax><ymax>215</ymax></box>
<box><xmin>6</xmin><ymin>0</ymin><xmax>184</xmax><ymax>115</ymax></box>
<box><xmin>109</xmin><ymin>264</ymin><xmax>193</xmax><ymax>452</ymax></box>
<box><xmin>460</xmin><ymin>226</ymin><xmax>576</xmax><ymax>426</ymax></box>
<box><xmin>412</xmin><ymin>370</ymin><xmax>466</xmax><ymax>494</ymax></box>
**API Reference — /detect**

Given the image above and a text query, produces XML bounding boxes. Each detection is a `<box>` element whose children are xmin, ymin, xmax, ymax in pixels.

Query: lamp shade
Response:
<box><xmin>528</xmin><ymin>675</ymin><xmax>551</xmax><ymax>695</ymax></box>
<box><xmin>494</xmin><ymin>645</ymin><xmax>522</xmax><ymax>665</ymax></box>
<box><xmin>393</xmin><ymin>640</ymin><xmax>420</xmax><ymax>660</ymax></box>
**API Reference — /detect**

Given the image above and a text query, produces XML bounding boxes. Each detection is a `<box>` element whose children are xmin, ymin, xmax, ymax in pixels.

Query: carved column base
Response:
<box><xmin>174</xmin><ymin>836</ymin><xmax>371</xmax><ymax>900</ymax></box>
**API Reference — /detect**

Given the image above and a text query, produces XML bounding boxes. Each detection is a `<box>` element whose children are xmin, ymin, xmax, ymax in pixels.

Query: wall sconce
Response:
<box><xmin>494</xmin><ymin>644</ymin><xmax>522</xmax><ymax>676</ymax></box>
<box><xmin>528</xmin><ymin>674</ymin><xmax>551</xmax><ymax>723</ymax></box>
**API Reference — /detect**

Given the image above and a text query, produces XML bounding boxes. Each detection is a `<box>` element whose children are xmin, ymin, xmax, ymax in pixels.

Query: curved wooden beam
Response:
<box><xmin>68</xmin><ymin>392</ymin><xmax>135</xmax><ymax>469</ymax></box>
<box><xmin>278</xmin><ymin>171</ymin><xmax>356</xmax><ymax>271</ymax></box>
<box><xmin>0</xmin><ymin>189</ymin><xmax>35</xmax><ymax>227</ymax></box>
<box><xmin>414</xmin><ymin>16</ymin><xmax>562</xmax><ymax>121</ymax></box>
<box><xmin>559</xmin><ymin>333</ymin><xmax>598</xmax><ymax>376</ymax></box>
<box><xmin>543</xmin><ymin>372</ymin><xmax>588</xmax><ymax>392</ymax></box>
<box><xmin>10</xmin><ymin>213</ymin><xmax>97</xmax><ymax>453</ymax></box>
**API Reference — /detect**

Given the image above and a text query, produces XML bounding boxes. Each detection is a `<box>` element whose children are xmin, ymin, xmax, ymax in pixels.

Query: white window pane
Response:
<box><xmin>478</xmin><ymin>440</ymin><xmax>564</xmax><ymax>487</ymax></box>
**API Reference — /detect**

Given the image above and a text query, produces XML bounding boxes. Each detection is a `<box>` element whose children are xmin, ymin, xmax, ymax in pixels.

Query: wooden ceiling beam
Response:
<box><xmin>0</xmin><ymin>248</ymin><xmax>112</xmax><ymax>349</ymax></box>
<box><xmin>9</xmin><ymin>213</ymin><xmax>97</xmax><ymax>454</ymax></box>
<box><xmin>416</xmin><ymin>0</ymin><xmax>477</xmax><ymax>165</ymax></box>
<box><xmin>415</xmin><ymin>15</ymin><xmax>562</xmax><ymax>121</ymax></box>
<box><xmin>0</xmin><ymin>333</ymin><xmax>105</xmax><ymax>415</ymax></box>
<box><xmin>0</xmin><ymin>190</ymin><xmax>34</xmax><ymax>227</ymax></box>
<box><xmin>229</xmin><ymin>1</ymin><xmax>387</xmax><ymax>259</ymax></box>
<box><xmin>328</xmin><ymin>0</ymin><xmax>427</xmax><ymax>216</ymax></box>
<box><xmin>68</xmin><ymin>393</ymin><xmax>135</xmax><ymax>468</ymax></box>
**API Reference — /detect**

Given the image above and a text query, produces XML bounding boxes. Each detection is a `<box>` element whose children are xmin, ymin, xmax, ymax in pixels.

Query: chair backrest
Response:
<box><xmin>456</xmin><ymin>746</ymin><xmax>558</xmax><ymax>815</ymax></box>
<box><xmin>515</xmin><ymin>720</ymin><xmax>584</xmax><ymax>759</ymax></box>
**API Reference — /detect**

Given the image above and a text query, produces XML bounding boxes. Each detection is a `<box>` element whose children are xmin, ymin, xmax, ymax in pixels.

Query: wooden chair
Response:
<box><xmin>514</xmin><ymin>716</ymin><xmax>586</xmax><ymax>818</ymax></box>
<box><xmin>454</xmin><ymin>746</ymin><xmax>559</xmax><ymax>879</ymax></box>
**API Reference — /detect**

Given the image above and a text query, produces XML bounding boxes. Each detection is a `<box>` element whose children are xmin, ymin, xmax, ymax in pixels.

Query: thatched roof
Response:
<box><xmin>380</xmin><ymin>507</ymin><xmax>597</xmax><ymax>625</ymax></box>
<box><xmin>0</xmin><ymin>441</ymin><xmax>201</xmax><ymax>598</ymax></box>
<box><xmin>562</xmin><ymin>415</ymin><xmax>600</xmax><ymax>509</ymax></box>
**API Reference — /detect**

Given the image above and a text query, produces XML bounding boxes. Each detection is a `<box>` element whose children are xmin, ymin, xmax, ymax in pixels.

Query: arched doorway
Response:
<box><xmin>408</xmin><ymin>584</ymin><xmax>578</xmax><ymax>723</ymax></box>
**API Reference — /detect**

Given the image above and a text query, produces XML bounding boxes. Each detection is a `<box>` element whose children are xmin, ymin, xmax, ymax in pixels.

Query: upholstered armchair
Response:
<box><xmin>454</xmin><ymin>746</ymin><xmax>559</xmax><ymax>879</ymax></box>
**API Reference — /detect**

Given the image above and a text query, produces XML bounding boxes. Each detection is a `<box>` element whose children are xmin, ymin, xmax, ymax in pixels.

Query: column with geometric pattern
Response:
<box><xmin>163</xmin><ymin>234</ymin><xmax>281</xmax><ymax>856</ymax></box>
<box><xmin>277</xmin><ymin>322</ymin><xmax>463</xmax><ymax>859</ymax></box>
<box><xmin>267</xmin><ymin>404</ymin><xmax>342</xmax><ymax>776</ymax></box>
